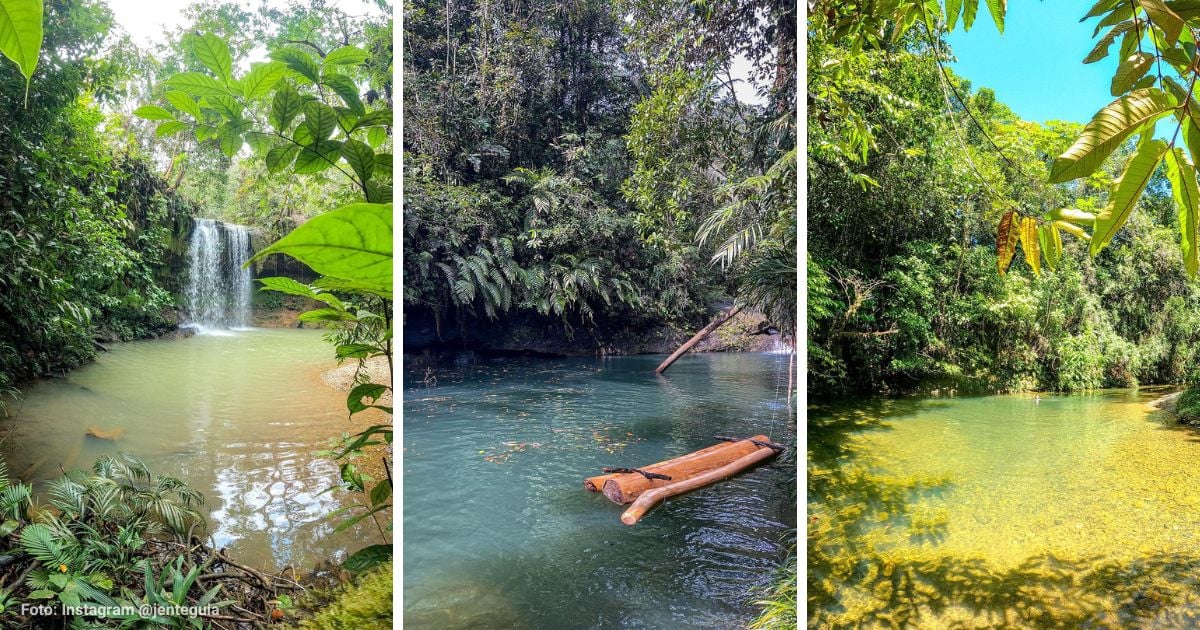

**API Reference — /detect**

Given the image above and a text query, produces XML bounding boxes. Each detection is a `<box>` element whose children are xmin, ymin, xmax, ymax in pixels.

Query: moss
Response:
<box><xmin>292</xmin><ymin>562</ymin><xmax>393</xmax><ymax>629</ymax></box>
<box><xmin>1178</xmin><ymin>386</ymin><xmax>1200</xmax><ymax>424</ymax></box>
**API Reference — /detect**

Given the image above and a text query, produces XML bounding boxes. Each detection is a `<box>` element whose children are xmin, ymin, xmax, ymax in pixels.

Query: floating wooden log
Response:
<box><xmin>598</xmin><ymin>434</ymin><xmax>770</xmax><ymax>504</ymax></box>
<box><xmin>582</xmin><ymin>438</ymin><xmax>751</xmax><ymax>492</ymax></box>
<box><xmin>620</xmin><ymin>446</ymin><xmax>779</xmax><ymax>525</ymax></box>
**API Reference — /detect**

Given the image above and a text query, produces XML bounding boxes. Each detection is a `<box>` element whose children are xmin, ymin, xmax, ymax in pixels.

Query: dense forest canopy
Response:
<box><xmin>808</xmin><ymin>0</ymin><xmax>1200</xmax><ymax>396</ymax></box>
<box><xmin>402</xmin><ymin>0</ymin><xmax>796</xmax><ymax>348</ymax></box>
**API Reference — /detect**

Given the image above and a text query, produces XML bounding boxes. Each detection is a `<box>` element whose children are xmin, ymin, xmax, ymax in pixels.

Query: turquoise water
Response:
<box><xmin>403</xmin><ymin>352</ymin><xmax>796</xmax><ymax>628</ymax></box>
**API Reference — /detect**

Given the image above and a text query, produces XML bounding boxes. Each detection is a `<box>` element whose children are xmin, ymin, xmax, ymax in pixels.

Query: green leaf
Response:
<box><xmin>203</xmin><ymin>94</ymin><xmax>242</xmax><ymax>119</ymax></box>
<box><xmin>945</xmin><ymin>0</ymin><xmax>963</xmax><ymax>31</ymax></box>
<box><xmin>1086</xmin><ymin>21</ymin><xmax>1136</xmax><ymax>64</ymax></box>
<box><xmin>294</xmin><ymin>139</ymin><xmax>341</xmax><ymax>174</ymax></box>
<box><xmin>348</xmin><ymin>383</ymin><xmax>387</xmax><ymax>414</ymax></box>
<box><xmin>164</xmin><ymin>72</ymin><xmax>231</xmax><ymax>98</ymax></box>
<box><xmin>368</xmin><ymin>480</ymin><xmax>391</xmax><ymax>507</ymax></box>
<box><xmin>246</xmin><ymin>202</ymin><xmax>392</xmax><ymax>292</ymax></box>
<box><xmin>271</xmin><ymin>82</ymin><xmax>303</xmax><ymax>132</ymax></box>
<box><xmin>352</xmin><ymin>109</ymin><xmax>392</xmax><ymax>130</ymax></box>
<box><xmin>265</xmin><ymin>144</ymin><xmax>299</xmax><ymax>173</ymax></box>
<box><xmin>1141</xmin><ymin>0</ymin><xmax>1184</xmax><ymax>45</ymax></box>
<box><xmin>241</xmin><ymin>60</ymin><xmax>286</xmax><ymax>99</ymax></box>
<box><xmin>302</xmin><ymin>101</ymin><xmax>338</xmax><ymax>141</ymax></box>
<box><xmin>1092</xmin><ymin>135</ymin><xmax>1169</xmax><ymax>255</ymax></box>
<box><xmin>0</xmin><ymin>0</ymin><xmax>43</xmax><ymax>101</ymax></box>
<box><xmin>156</xmin><ymin>121</ymin><xmax>187</xmax><ymax>137</ymax></box>
<box><xmin>256</xmin><ymin>276</ymin><xmax>345</xmax><ymax>308</ymax></box>
<box><xmin>333</xmin><ymin>505</ymin><xmax>388</xmax><ymax>534</ymax></box>
<box><xmin>1038</xmin><ymin>224</ymin><xmax>1062</xmax><ymax>271</ymax></box>
<box><xmin>341</xmin><ymin>139</ymin><xmax>375</xmax><ymax>183</ymax></box>
<box><xmin>1049</xmin><ymin>88</ymin><xmax>1176</xmax><ymax>183</ymax></box>
<box><xmin>0</xmin><ymin>519</ymin><xmax>18</xmax><ymax>537</ymax></box>
<box><xmin>1166</xmin><ymin>146</ymin><xmax>1200</xmax><ymax>277</ymax></box>
<box><xmin>1111</xmin><ymin>52</ymin><xmax>1154</xmax><ymax>96</ymax></box>
<box><xmin>323</xmin><ymin>72</ymin><xmax>365</xmax><ymax>115</ymax></box>
<box><xmin>962</xmin><ymin>0</ymin><xmax>979</xmax><ymax>30</ymax></box>
<box><xmin>133</xmin><ymin>105</ymin><xmax>174</xmax><ymax>121</ymax></box>
<box><xmin>365</xmin><ymin>181</ymin><xmax>393</xmax><ymax>204</ymax></box>
<box><xmin>165</xmin><ymin>90</ymin><xmax>202</xmax><ymax>120</ymax></box>
<box><xmin>366</xmin><ymin>126</ymin><xmax>387</xmax><ymax>148</ymax></box>
<box><xmin>324</xmin><ymin>45</ymin><xmax>369</xmax><ymax>66</ymax></box>
<box><xmin>984</xmin><ymin>0</ymin><xmax>1005</xmax><ymax>34</ymax></box>
<box><xmin>312</xmin><ymin>275</ymin><xmax>393</xmax><ymax>299</ymax></box>
<box><xmin>270</xmin><ymin>46</ymin><xmax>321</xmax><ymax>84</ymax></box>
<box><xmin>297</xmin><ymin>307</ymin><xmax>355</xmax><ymax>322</ymax></box>
<box><xmin>343</xmin><ymin>544</ymin><xmax>392</xmax><ymax>573</ymax></box>
<box><xmin>1082</xmin><ymin>0</ymin><xmax>1120</xmax><ymax>21</ymax></box>
<box><xmin>190</xmin><ymin>33</ymin><xmax>232</xmax><ymax>81</ymax></box>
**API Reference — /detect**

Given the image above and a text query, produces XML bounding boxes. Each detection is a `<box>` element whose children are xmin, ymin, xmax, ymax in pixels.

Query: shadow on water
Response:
<box><xmin>809</xmin><ymin>395</ymin><xmax>1200</xmax><ymax>628</ymax></box>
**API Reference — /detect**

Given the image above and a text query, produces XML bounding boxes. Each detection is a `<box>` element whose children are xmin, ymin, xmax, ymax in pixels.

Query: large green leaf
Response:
<box><xmin>246</xmin><ymin>202</ymin><xmax>392</xmax><ymax>292</ymax></box>
<box><xmin>1142</xmin><ymin>0</ymin><xmax>1184</xmax><ymax>45</ymax></box>
<box><xmin>271</xmin><ymin>46</ymin><xmax>321</xmax><ymax>84</ymax></box>
<box><xmin>1166</xmin><ymin>146</ymin><xmax>1200</xmax><ymax>277</ymax></box>
<box><xmin>1049</xmin><ymin>88</ymin><xmax>1176</xmax><ymax>183</ymax></box>
<box><xmin>962</xmin><ymin>0</ymin><xmax>979</xmax><ymax>30</ymax></box>
<box><xmin>294</xmin><ymin>139</ymin><xmax>341</xmax><ymax>174</ymax></box>
<box><xmin>256</xmin><ymin>276</ymin><xmax>345</xmax><ymax>309</ymax></box>
<box><xmin>1086</xmin><ymin>21</ymin><xmax>1137</xmax><ymax>64</ymax></box>
<box><xmin>302</xmin><ymin>101</ymin><xmax>337</xmax><ymax>141</ymax></box>
<box><xmin>945</xmin><ymin>0</ymin><xmax>963</xmax><ymax>31</ymax></box>
<box><xmin>165</xmin><ymin>90</ymin><xmax>202</xmax><ymax>120</ymax></box>
<box><xmin>190</xmin><ymin>33</ymin><xmax>232</xmax><ymax>81</ymax></box>
<box><xmin>271</xmin><ymin>82</ymin><xmax>303</xmax><ymax>132</ymax></box>
<box><xmin>164</xmin><ymin>72</ymin><xmax>231</xmax><ymax>98</ymax></box>
<box><xmin>1038</xmin><ymin>224</ymin><xmax>1062</xmax><ymax>271</ymax></box>
<box><xmin>984</xmin><ymin>0</ymin><xmax>1006</xmax><ymax>34</ymax></box>
<box><xmin>324</xmin><ymin>45</ymin><xmax>369</xmax><ymax>66</ymax></box>
<box><xmin>133</xmin><ymin>105</ymin><xmax>174</xmax><ymax>121</ymax></box>
<box><xmin>1092</xmin><ymin>135</ymin><xmax>1169</xmax><ymax>255</ymax></box>
<box><xmin>341</xmin><ymin>139</ymin><xmax>375</xmax><ymax>183</ymax></box>
<box><xmin>323</xmin><ymin>72</ymin><xmax>365</xmax><ymax>115</ymax></box>
<box><xmin>0</xmin><ymin>0</ymin><xmax>42</xmax><ymax>102</ymax></box>
<box><xmin>1110</xmin><ymin>52</ymin><xmax>1154</xmax><ymax>95</ymax></box>
<box><xmin>265</xmin><ymin>144</ymin><xmax>299</xmax><ymax>173</ymax></box>
<box><xmin>241</xmin><ymin>61</ymin><xmax>286</xmax><ymax>99</ymax></box>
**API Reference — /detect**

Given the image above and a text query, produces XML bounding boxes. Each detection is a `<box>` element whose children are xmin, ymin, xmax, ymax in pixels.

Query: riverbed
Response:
<box><xmin>0</xmin><ymin>328</ymin><xmax>387</xmax><ymax>572</ymax></box>
<box><xmin>403</xmin><ymin>352</ymin><xmax>796</xmax><ymax>628</ymax></box>
<box><xmin>809</xmin><ymin>389</ymin><xmax>1200</xmax><ymax>627</ymax></box>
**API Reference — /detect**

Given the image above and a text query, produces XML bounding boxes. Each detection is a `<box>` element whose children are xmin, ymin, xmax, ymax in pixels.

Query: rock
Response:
<box><xmin>85</xmin><ymin>426</ymin><xmax>124</xmax><ymax>440</ymax></box>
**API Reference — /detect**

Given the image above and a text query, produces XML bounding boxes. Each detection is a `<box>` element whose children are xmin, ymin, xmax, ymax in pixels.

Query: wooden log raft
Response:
<box><xmin>591</xmin><ymin>434</ymin><xmax>772</xmax><ymax>505</ymax></box>
<box><xmin>620</xmin><ymin>446</ymin><xmax>779</xmax><ymax>525</ymax></box>
<box><xmin>582</xmin><ymin>437</ymin><xmax>756</xmax><ymax>493</ymax></box>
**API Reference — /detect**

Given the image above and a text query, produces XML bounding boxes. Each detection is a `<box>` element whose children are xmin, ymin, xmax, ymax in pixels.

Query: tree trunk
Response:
<box><xmin>620</xmin><ymin>446</ymin><xmax>779</xmax><ymax>525</ymax></box>
<box><xmin>655</xmin><ymin>305</ymin><xmax>743</xmax><ymax>374</ymax></box>
<box><xmin>599</xmin><ymin>435</ymin><xmax>768</xmax><ymax>504</ymax></box>
<box><xmin>582</xmin><ymin>437</ymin><xmax>751</xmax><ymax>492</ymax></box>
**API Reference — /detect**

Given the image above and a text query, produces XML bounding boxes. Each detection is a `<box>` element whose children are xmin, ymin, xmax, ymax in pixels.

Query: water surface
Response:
<box><xmin>0</xmin><ymin>328</ymin><xmax>386</xmax><ymax>571</ymax></box>
<box><xmin>403</xmin><ymin>352</ymin><xmax>796</xmax><ymax>629</ymax></box>
<box><xmin>810</xmin><ymin>389</ymin><xmax>1200</xmax><ymax>627</ymax></box>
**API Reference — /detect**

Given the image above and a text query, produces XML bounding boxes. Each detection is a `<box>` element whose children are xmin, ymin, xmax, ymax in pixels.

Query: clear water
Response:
<box><xmin>809</xmin><ymin>389</ymin><xmax>1200</xmax><ymax>627</ymax></box>
<box><xmin>0</xmin><ymin>329</ymin><xmax>389</xmax><ymax>572</ymax></box>
<box><xmin>403</xmin><ymin>352</ymin><xmax>796</xmax><ymax>629</ymax></box>
<box><xmin>186</xmin><ymin>218</ymin><xmax>253</xmax><ymax>330</ymax></box>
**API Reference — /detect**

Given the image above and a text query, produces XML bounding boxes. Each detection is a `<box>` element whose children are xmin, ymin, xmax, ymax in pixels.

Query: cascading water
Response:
<box><xmin>185</xmin><ymin>218</ymin><xmax>253</xmax><ymax>330</ymax></box>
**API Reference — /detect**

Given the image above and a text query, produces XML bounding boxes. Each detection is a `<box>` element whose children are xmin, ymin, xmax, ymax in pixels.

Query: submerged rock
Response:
<box><xmin>85</xmin><ymin>426</ymin><xmax>124</xmax><ymax>440</ymax></box>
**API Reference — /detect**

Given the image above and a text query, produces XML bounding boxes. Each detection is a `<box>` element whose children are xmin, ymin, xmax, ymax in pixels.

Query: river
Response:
<box><xmin>403</xmin><ymin>351</ymin><xmax>796</xmax><ymax>628</ymax></box>
<box><xmin>0</xmin><ymin>328</ymin><xmax>387</xmax><ymax>572</ymax></box>
<box><xmin>810</xmin><ymin>388</ymin><xmax>1200</xmax><ymax>627</ymax></box>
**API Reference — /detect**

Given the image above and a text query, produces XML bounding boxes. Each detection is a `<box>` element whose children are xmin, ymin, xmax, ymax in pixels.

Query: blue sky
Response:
<box><xmin>946</xmin><ymin>1</ymin><xmax>1122</xmax><ymax>124</ymax></box>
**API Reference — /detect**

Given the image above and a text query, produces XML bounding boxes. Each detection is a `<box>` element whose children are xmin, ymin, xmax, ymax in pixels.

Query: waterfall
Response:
<box><xmin>185</xmin><ymin>218</ymin><xmax>253</xmax><ymax>331</ymax></box>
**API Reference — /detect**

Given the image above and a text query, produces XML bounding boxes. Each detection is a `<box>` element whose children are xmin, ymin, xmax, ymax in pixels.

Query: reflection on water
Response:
<box><xmin>810</xmin><ymin>390</ymin><xmax>1200</xmax><ymax>627</ymax></box>
<box><xmin>0</xmin><ymin>328</ymin><xmax>385</xmax><ymax>571</ymax></box>
<box><xmin>403</xmin><ymin>352</ymin><xmax>796</xmax><ymax>629</ymax></box>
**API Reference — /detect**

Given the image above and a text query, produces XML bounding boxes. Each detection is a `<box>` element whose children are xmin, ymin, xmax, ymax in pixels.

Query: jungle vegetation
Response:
<box><xmin>808</xmin><ymin>0</ymin><xmax>1200</xmax><ymax>397</ymax></box>
<box><xmin>0</xmin><ymin>0</ymin><xmax>393</xmax><ymax>625</ymax></box>
<box><xmin>402</xmin><ymin>0</ymin><xmax>796</xmax><ymax>349</ymax></box>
